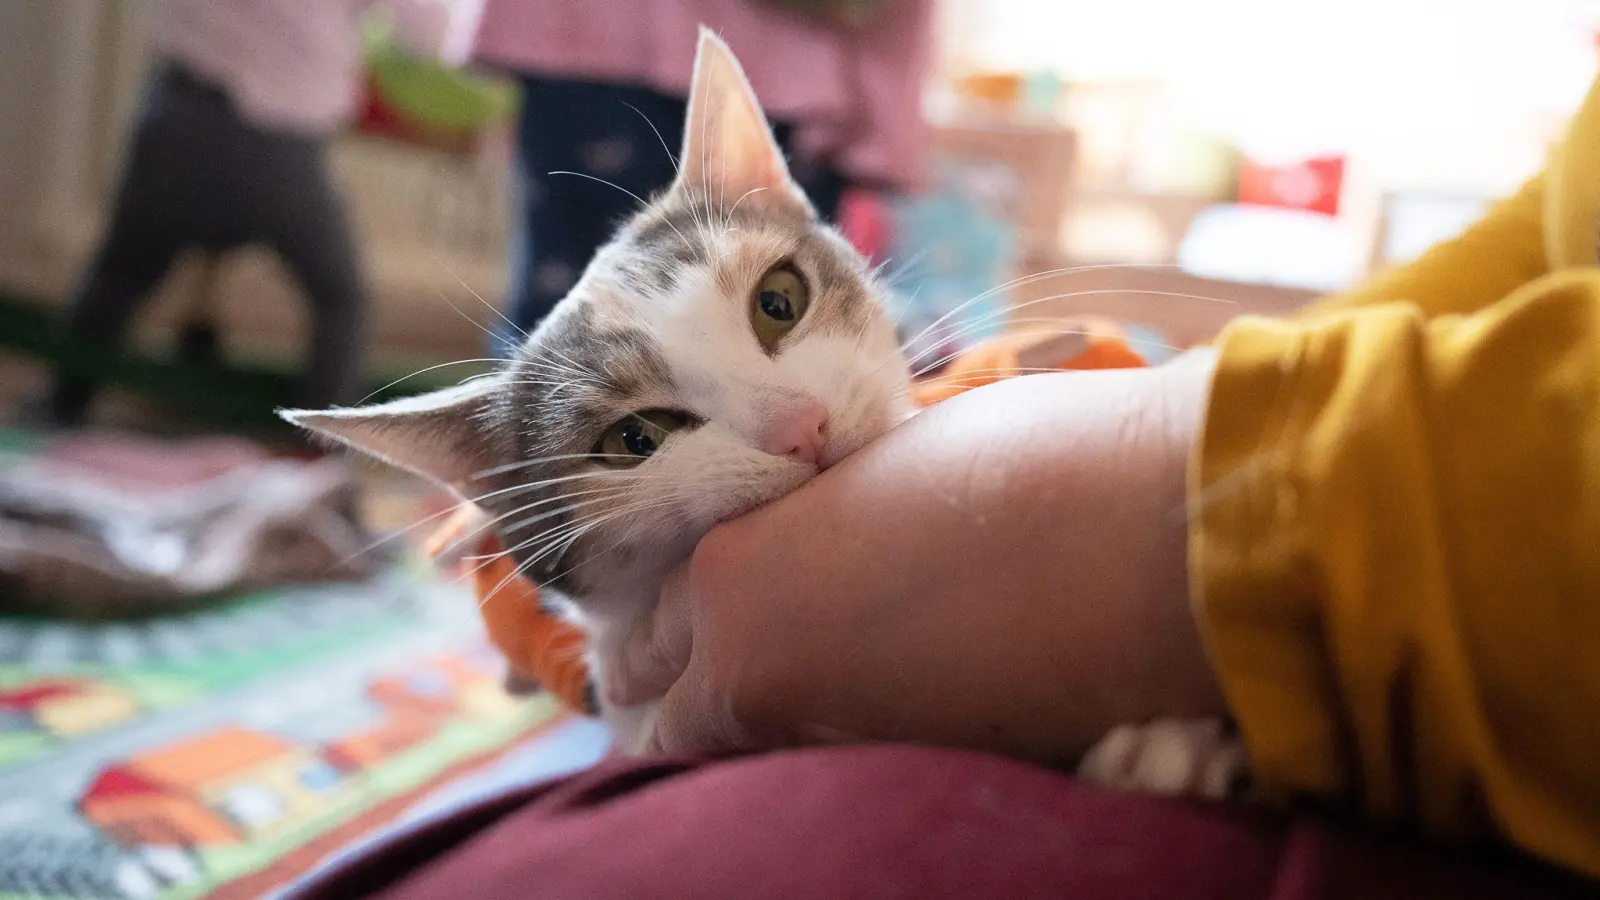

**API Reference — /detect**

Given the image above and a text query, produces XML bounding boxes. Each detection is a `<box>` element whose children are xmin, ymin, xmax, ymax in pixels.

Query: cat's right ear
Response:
<box><xmin>672</xmin><ymin>28</ymin><xmax>811</xmax><ymax>217</ymax></box>
<box><xmin>280</xmin><ymin>379</ymin><xmax>510</xmax><ymax>497</ymax></box>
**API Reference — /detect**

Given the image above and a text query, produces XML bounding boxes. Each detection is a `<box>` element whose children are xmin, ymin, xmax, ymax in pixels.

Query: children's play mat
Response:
<box><xmin>0</xmin><ymin>426</ymin><xmax>611</xmax><ymax>900</ymax></box>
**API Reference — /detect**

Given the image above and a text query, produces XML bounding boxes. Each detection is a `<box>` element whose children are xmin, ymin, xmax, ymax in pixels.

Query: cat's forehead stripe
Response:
<box><xmin>511</xmin><ymin>312</ymin><xmax>674</xmax><ymax>452</ymax></box>
<box><xmin>629</xmin><ymin>200</ymin><xmax>878</xmax><ymax>339</ymax></box>
<box><xmin>632</xmin><ymin>206</ymin><xmax>713</xmax><ymax>267</ymax></box>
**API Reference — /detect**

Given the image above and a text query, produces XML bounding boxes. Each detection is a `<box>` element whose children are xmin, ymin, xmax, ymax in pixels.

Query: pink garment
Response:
<box><xmin>149</xmin><ymin>0</ymin><xmax>473</xmax><ymax>135</ymax></box>
<box><xmin>468</xmin><ymin>0</ymin><xmax>933</xmax><ymax>189</ymax></box>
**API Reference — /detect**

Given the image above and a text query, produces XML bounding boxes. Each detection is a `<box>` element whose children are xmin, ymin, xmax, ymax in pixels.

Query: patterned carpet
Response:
<box><xmin>0</xmin><ymin>421</ymin><xmax>609</xmax><ymax>900</ymax></box>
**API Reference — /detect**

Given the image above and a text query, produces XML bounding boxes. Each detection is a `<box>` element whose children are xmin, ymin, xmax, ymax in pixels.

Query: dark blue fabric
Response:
<box><xmin>497</xmin><ymin>76</ymin><xmax>849</xmax><ymax>354</ymax></box>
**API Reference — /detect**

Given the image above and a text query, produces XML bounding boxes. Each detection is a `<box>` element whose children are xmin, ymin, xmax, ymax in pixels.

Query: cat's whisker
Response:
<box><xmin>337</xmin><ymin>472</ymin><xmax>619</xmax><ymax>567</ymax></box>
<box><xmin>423</xmin><ymin>286</ymin><xmax>516</xmax><ymax>351</ymax></box>
<box><xmin>491</xmin><ymin>488</ymin><xmax>644</xmax><ymax>545</ymax></box>
<box><xmin>902</xmin><ymin>259</ymin><xmax>1190</xmax><ymax>350</ymax></box>
<box><xmin>531</xmin><ymin>496</ymin><xmax>695</xmax><ymax>589</ymax></box>
<box><xmin>442</xmin><ymin>489</ymin><xmax>639</xmax><ymax>567</ymax></box>
<box><xmin>435</xmin><ymin>254</ymin><xmax>526</xmax><ymax>341</ymax></box>
<box><xmin>547</xmin><ymin>170</ymin><xmax>648</xmax><ymax>207</ymax></box>
<box><xmin>496</xmin><ymin>375</ymin><xmax>602</xmax><ymax>400</ymax></box>
<box><xmin>547</xmin><ymin>346</ymin><xmax>604</xmax><ymax>380</ymax></box>
<box><xmin>876</xmin><ymin>286</ymin><xmax>1228</xmax><ymax>380</ymax></box>
<box><xmin>448</xmin><ymin>493</ymin><xmax>633</xmax><ymax>570</ymax></box>
<box><xmin>903</xmin><ymin>315</ymin><xmax>1181</xmax><ymax>376</ymax></box>
<box><xmin>489</xmin><ymin>500</ymin><xmax>654</xmax><ymax>561</ymax></box>
<box><xmin>623</xmin><ymin>100</ymin><xmax>680</xmax><ymax>177</ymax></box>
<box><xmin>351</xmin><ymin>358</ymin><xmax>504</xmax><ymax>406</ymax></box>
<box><xmin>905</xmin><ymin>325</ymin><xmax>1176</xmax><ymax>381</ymax></box>
<box><xmin>620</xmin><ymin>99</ymin><xmax>717</xmax><ymax>252</ymax></box>
<box><xmin>724</xmin><ymin>186</ymin><xmax>765</xmax><ymax>223</ymax></box>
<box><xmin>496</xmin><ymin>380</ymin><xmax>594</xmax><ymax>394</ymax></box>
<box><xmin>894</xmin><ymin>263</ymin><xmax>1209</xmax><ymax>358</ymax></box>
<box><xmin>524</xmin><ymin>350</ymin><xmax>601</xmax><ymax>382</ymax></box>
<box><xmin>516</xmin><ymin>367</ymin><xmax>602</xmax><ymax>394</ymax></box>
<box><xmin>873</xmin><ymin>244</ymin><xmax>936</xmax><ymax>293</ymax></box>
<box><xmin>540</xmin><ymin>347</ymin><xmax>613</xmax><ymax>394</ymax></box>
<box><xmin>476</xmin><ymin>490</ymin><xmax>692</xmax><ymax>598</ymax></box>
<box><xmin>475</xmin><ymin>517</ymin><xmax>612</xmax><ymax>608</ymax></box>
<box><xmin>465</xmin><ymin>508</ymin><xmax>621</xmax><ymax>580</ymax></box>
<box><xmin>886</xmin><ymin>281</ymin><xmax>924</xmax><ymax>332</ymax></box>
<box><xmin>464</xmin><ymin>456</ymin><xmax>642</xmax><ymax>484</ymax></box>
<box><xmin>911</xmin><ymin>366</ymin><xmax>1085</xmax><ymax>384</ymax></box>
<box><xmin>340</xmin><ymin>494</ymin><xmax>481</xmax><ymax>567</ymax></box>
<box><xmin>516</xmin><ymin>357</ymin><xmax>606</xmax><ymax>392</ymax></box>
<box><xmin>548</xmin><ymin>170</ymin><xmax>696</xmax><ymax>253</ymax></box>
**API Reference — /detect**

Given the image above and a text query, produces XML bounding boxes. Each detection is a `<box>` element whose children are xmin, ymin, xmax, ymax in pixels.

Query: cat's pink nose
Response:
<box><xmin>760</xmin><ymin>403</ymin><xmax>829</xmax><ymax>466</ymax></box>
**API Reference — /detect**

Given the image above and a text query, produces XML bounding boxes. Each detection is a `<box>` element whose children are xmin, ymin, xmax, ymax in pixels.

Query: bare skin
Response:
<box><xmin>616</xmin><ymin>351</ymin><xmax>1231</xmax><ymax>764</ymax></box>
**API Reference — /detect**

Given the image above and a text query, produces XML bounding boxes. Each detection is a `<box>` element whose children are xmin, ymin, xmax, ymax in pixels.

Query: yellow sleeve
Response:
<box><xmin>1189</xmin><ymin>270</ymin><xmax>1600</xmax><ymax>879</ymax></box>
<box><xmin>1301</xmin><ymin>172</ymin><xmax>1549</xmax><ymax>320</ymax></box>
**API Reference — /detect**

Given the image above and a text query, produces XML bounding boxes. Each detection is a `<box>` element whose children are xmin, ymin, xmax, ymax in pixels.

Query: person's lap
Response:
<box><xmin>283</xmin><ymin>744</ymin><xmax>1588</xmax><ymax>900</ymax></box>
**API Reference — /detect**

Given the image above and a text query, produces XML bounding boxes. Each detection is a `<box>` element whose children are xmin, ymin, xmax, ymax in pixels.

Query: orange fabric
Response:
<box><xmin>909</xmin><ymin>316</ymin><xmax>1146</xmax><ymax>406</ymax></box>
<box><xmin>425</xmin><ymin>511</ymin><xmax>592</xmax><ymax>710</ymax></box>
<box><xmin>431</xmin><ymin>317</ymin><xmax>1149</xmax><ymax>710</ymax></box>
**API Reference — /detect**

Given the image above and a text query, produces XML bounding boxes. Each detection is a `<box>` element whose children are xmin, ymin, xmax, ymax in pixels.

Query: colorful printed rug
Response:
<box><xmin>0</xmin><ymin>571</ymin><xmax>610</xmax><ymax>900</ymax></box>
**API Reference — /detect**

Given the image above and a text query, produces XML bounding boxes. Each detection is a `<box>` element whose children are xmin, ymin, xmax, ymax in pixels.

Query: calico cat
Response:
<box><xmin>286</xmin><ymin>30</ymin><xmax>1243</xmax><ymax>799</ymax></box>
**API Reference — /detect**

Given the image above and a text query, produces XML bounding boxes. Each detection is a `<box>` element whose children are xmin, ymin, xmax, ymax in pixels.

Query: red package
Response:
<box><xmin>1237</xmin><ymin>155</ymin><xmax>1345</xmax><ymax>217</ymax></box>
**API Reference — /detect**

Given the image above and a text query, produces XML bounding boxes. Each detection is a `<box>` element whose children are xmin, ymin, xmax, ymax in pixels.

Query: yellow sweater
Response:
<box><xmin>1192</xmin><ymin>78</ymin><xmax>1600</xmax><ymax>878</ymax></box>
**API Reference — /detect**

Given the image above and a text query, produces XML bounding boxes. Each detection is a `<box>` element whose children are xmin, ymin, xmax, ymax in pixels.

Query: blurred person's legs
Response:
<box><xmin>48</xmin><ymin>63</ymin><xmax>366</xmax><ymax>422</ymax></box>
<box><xmin>497</xmin><ymin>77</ymin><xmax>852</xmax><ymax>353</ymax></box>
<box><xmin>257</xmin><ymin>139</ymin><xmax>367</xmax><ymax>410</ymax></box>
<box><xmin>49</xmin><ymin>71</ymin><xmax>193</xmax><ymax>425</ymax></box>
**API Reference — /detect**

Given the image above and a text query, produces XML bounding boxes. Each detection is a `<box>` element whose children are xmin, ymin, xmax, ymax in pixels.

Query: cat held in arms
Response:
<box><xmin>285</xmin><ymin>28</ymin><xmax>1244</xmax><ymax>800</ymax></box>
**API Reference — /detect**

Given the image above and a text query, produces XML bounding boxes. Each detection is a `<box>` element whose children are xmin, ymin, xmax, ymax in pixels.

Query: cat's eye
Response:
<box><xmin>750</xmin><ymin>263</ymin><xmax>811</xmax><ymax>352</ymax></box>
<box><xmin>595</xmin><ymin>410</ymin><xmax>690</xmax><ymax>465</ymax></box>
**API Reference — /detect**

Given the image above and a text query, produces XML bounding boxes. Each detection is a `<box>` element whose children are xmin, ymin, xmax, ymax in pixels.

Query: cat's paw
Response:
<box><xmin>1076</xmin><ymin>718</ymin><xmax>1248</xmax><ymax>801</ymax></box>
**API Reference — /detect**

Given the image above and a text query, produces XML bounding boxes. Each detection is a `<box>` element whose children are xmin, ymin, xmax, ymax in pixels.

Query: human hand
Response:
<box><xmin>621</xmin><ymin>351</ymin><xmax>1230</xmax><ymax>764</ymax></box>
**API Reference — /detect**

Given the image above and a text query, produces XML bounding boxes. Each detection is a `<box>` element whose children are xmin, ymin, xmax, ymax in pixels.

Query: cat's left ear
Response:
<box><xmin>673</xmin><ymin>28</ymin><xmax>812</xmax><ymax>217</ymax></box>
<box><xmin>280</xmin><ymin>379</ymin><xmax>511</xmax><ymax>498</ymax></box>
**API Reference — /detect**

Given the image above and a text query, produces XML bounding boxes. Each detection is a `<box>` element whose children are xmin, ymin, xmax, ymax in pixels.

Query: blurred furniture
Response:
<box><xmin>1369</xmin><ymin>191</ymin><xmax>1491</xmax><ymax>272</ymax></box>
<box><xmin>925</xmin><ymin>114</ymin><xmax>1316</xmax><ymax>342</ymax></box>
<box><xmin>1004</xmin><ymin>259</ymin><xmax>1317</xmax><ymax>348</ymax></box>
<box><xmin>928</xmin><ymin>119</ymin><xmax>1077</xmax><ymax>265</ymax></box>
<box><xmin>1054</xmin><ymin>189</ymin><xmax>1217</xmax><ymax>268</ymax></box>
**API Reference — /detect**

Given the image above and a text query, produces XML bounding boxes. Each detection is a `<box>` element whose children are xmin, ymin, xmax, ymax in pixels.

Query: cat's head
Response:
<box><xmin>285</xmin><ymin>31</ymin><xmax>911</xmax><ymax>601</ymax></box>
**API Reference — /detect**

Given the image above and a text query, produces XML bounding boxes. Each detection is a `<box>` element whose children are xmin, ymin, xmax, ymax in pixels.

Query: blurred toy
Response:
<box><xmin>357</xmin><ymin>21</ymin><xmax>518</xmax><ymax>155</ymax></box>
<box><xmin>909</xmin><ymin>316</ymin><xmax>1147</xmax><ymax>405</ymax></box>
<box><xmin>886</xmin><ymin>159</ymin><xmax>1017</xmax><ymax>372</ymax></box>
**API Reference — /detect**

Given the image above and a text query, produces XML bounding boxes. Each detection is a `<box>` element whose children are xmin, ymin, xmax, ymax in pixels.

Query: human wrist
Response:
<box><xmin>970</xmin><ymin>366</ymin><xmax>1226</xmax><ymax>747</ymax></box>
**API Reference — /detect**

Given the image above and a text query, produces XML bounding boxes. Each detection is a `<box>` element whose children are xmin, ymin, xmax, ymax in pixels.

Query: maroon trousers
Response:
<box><xmin>285</xmin><ymin>746</ymin><xmax>1591</xmax><ymax>900</ymax></box>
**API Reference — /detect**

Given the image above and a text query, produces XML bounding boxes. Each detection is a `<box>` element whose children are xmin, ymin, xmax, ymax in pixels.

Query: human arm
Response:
<box><xmin>1195</xmin><ymin>270</ymin><xmax>1600</xmax><ymax>879</ymax></box>
<box><xmin>632</xmin><ymin>354</ymin><xmax>1228</xmax><ymax>766</ymax></box>
<box><xmin>629</xmin><ymin>271</ymin><xmax>1600</xmax><ymax>878</ymax></box>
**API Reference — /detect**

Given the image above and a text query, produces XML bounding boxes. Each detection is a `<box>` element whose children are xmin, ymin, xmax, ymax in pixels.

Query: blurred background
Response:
<box><xmin>3</xmin><ymin>0</ymin><xmax>1595</xmax><ymax>423</ymax></box>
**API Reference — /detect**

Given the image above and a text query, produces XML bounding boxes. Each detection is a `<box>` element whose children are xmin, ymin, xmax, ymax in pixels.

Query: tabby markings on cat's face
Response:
<box><xmin>284</xmin><ymin>29</ymin><xmax>912</xmax><ymax>608</ymax></box>
<box><xmin>491</xmin><ymin>194</ymin><xmax>910</xmax><ymax>597</ymax></box>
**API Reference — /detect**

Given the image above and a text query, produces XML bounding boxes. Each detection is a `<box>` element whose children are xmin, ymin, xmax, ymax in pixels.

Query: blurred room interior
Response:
<box><xmin>3</xmin><ymin>0</ymin><xmax>1595</xmax><ymax>418</ymax></box>
<box><xmin>1</xmin><ymin>4</ymin><xmax>1598</xmax><ymax>896</ymax></box>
